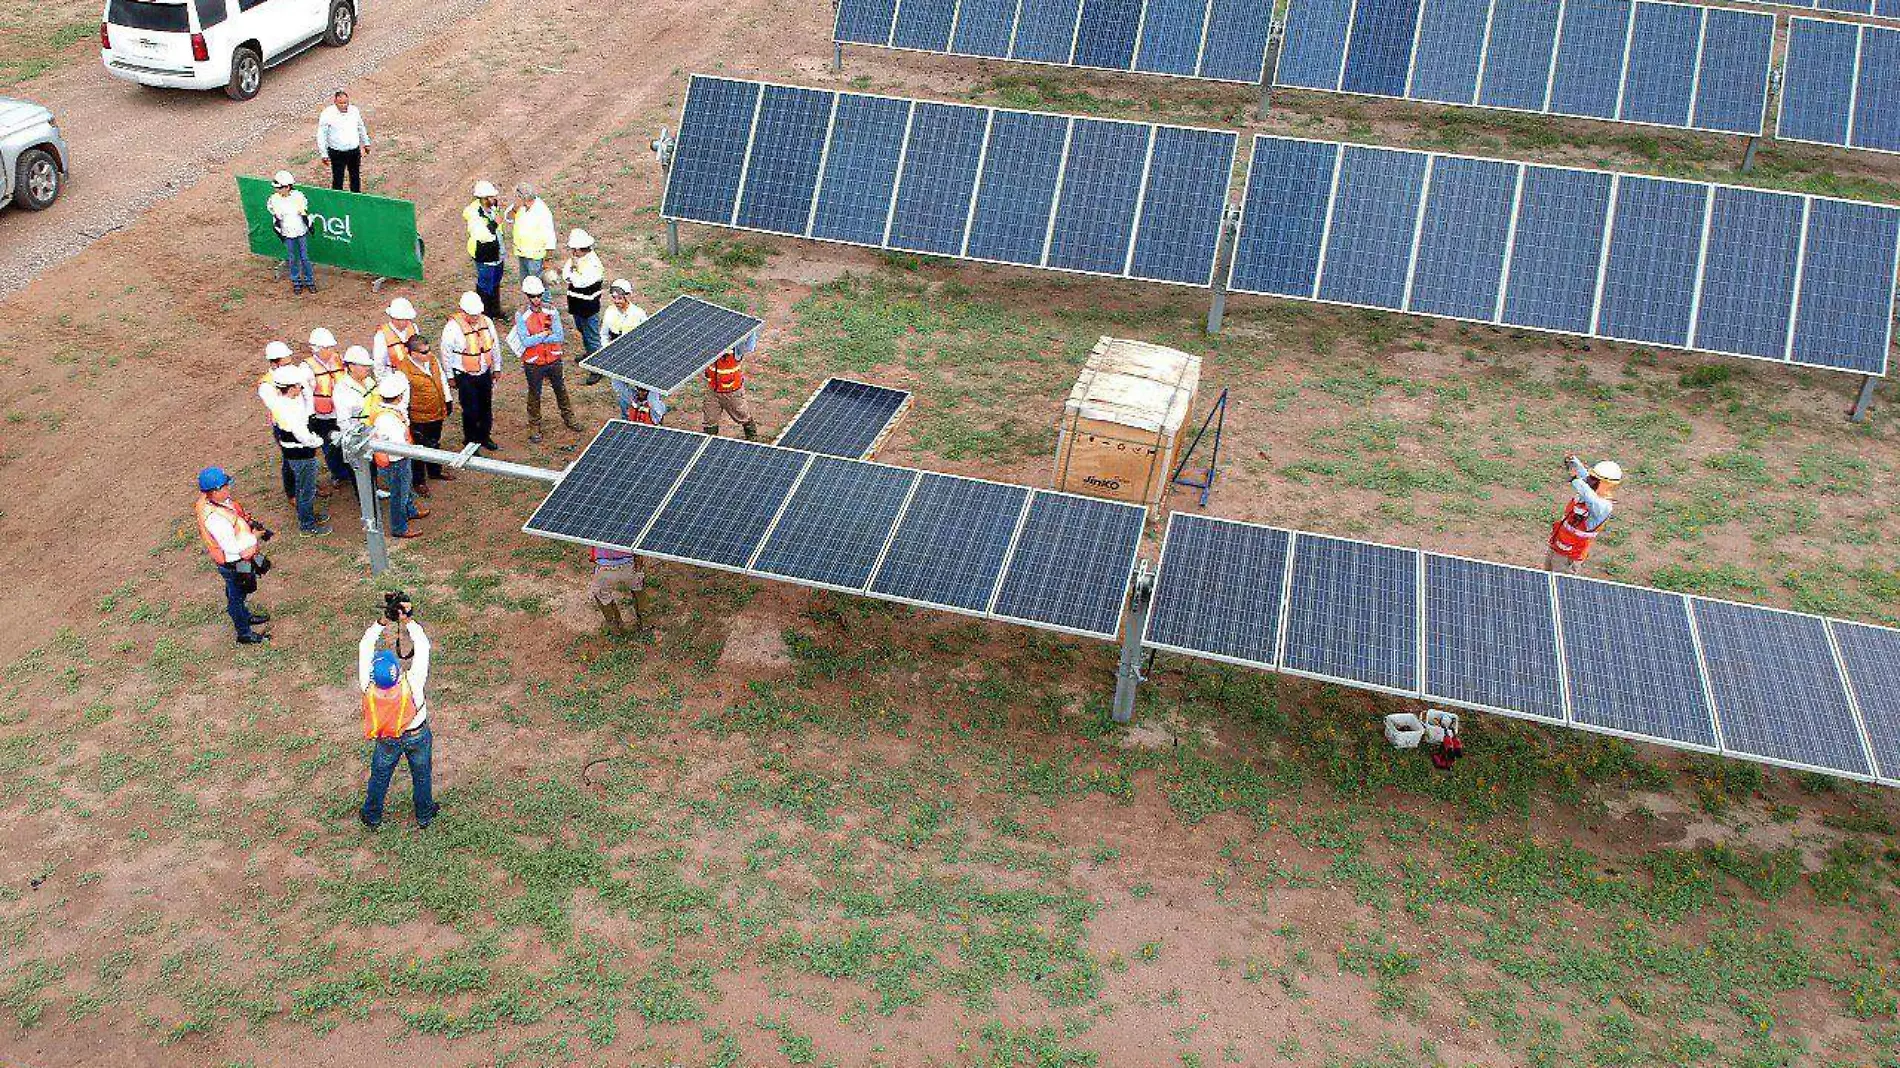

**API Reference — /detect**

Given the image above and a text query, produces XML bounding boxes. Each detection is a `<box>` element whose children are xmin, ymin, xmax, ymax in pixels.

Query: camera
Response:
<box><xmin>383</xmin><ymin>590</ymin><xmax>414</xmax><ymax>622</ymax></box>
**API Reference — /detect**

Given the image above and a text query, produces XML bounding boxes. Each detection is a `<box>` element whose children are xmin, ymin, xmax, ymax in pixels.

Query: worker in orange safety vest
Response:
<box><xmin>506</xmin><ymin>275</ymin><xmax>580</xmax><ymax>443</ymax></box>
<box><xmin>358</xmin><ymin>609</ymin><xmax>437</xmax><ymax>830</ymax></box>
<box><xmin>195</xmin><ymin>466</ymin><xmax>274</xmax><ymax>645</ymax></box>
<box><xmin>370</xmin><ymin>297</ymin><xmax>420</xmax><ymax>375</ymax></box>
<box><xmin>304</xmin><ymin>327</ymin><xmax>352</xmax><ymax>492</ymax></box>
<box><xmin>701</xmin><ymin>330</ymin><xmax>759</xmax><ymax>440</ymax></box>
<box><xmin>1546</xmin><ymin>455</ymin><xmax>1623</xmax><ymax>573</ymax></box>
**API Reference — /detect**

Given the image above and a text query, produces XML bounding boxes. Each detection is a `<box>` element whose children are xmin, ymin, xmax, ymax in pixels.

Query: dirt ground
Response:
<box><xmin>2</xmin><ymin>1</ymin><xmax>1900</xmax><ymax>1066</ymax></box>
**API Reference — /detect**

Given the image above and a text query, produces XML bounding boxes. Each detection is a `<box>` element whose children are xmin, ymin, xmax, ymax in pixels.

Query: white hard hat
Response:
<box><xmin>265</xmin><ymin>340</ymin><xmax>294</xmax><ymax>362</ymax></box>
<box><xmin>568</xmin><ymin>228</ymin><xmax>594</xmax><ymax>250</ymax></box>
<box><xmin>386</xmin><ymin>297</ymin><xmax>417</xmax><ymax>321</ymax></box>
<box><xmin>376</xmin><ymin>375</ymin><xmax>410</xmax><ymax>400</ymax></box>
<box><xmin>472</xmin><ymin>179</ymin><xmax>498</xmax><ymax>198</ymax></box>
<box><xmin>609</xmin><ymin>278</ymin><xmax>633</xmax><ymax>295</ymax></box>
<box><xmin>459</xmin><ymin>292</ymin><xmax>484</xmax><ymax>316</ymax></box>
<box><xmin>521</xmin><ymin>275</ymin><xmax>545</xmax><ymax>296</ymax></box>
<box><xmin>308</xmin><ymin>327</ymin><xmax>337</xmax><ymax>348</ymax></box>
<box><xmin>272</xmin><ymin>170</ymin><xmax>295</xmax><ymax>188</ymax></box>
<box><xmin>1591</xmin><ymin>460</ymin><xmax>1624</xmax><ymax>483</ymax></box>
<box><xmin>343</xmin><ymin>345</ymin><xmax>374</xmax><ymax>367</ymax></box>
<box><xmin>270</xmin><ymin>366</ymin><xmax>304</xmax><ymax>388</ymax></box>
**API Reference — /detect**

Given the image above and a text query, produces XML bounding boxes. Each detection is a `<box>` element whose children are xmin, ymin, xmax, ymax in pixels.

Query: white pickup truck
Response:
<box><xmin>100</xmin><ymin>0</ymin><xmax>357</xmax><ymax>101</ymax></box>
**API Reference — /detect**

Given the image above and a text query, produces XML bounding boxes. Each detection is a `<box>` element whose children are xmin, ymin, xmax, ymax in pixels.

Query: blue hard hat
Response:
<box><xmin>197</xmin><ymin>466</ymin><xmax>230</xmax><ymax>493</ymax></box>
<box><xmin>371</xmin><ymin>649</ymin><xmax>401</xmax><ymax>688</ymax></box>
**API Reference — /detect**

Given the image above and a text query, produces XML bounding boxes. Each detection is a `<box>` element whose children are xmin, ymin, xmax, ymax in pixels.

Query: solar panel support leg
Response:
<box><xmin>666</xmin><ymin>219</ymin><xmax>679</xmax><ymax>258</ymax></box>
<box><xmin>1113</xmin><ymin>567</ymin><xmax>1153</xmax><ymax>724</ymax></box>
<box><xmin>833</xmin><ymin>42</ymin><xmax>843</xmax><ymax>73</ymax></box>
<box><xmin>350</xmin><ymin>452</ymin><xmax>390</xmax><ymax>577</ymax></box>
<box><xmin>1850</xmin><ymin>374</ymin><xmax>1878</xmax><ymax>423</ymax></box>
<box><xmin>1740</xmin><ymin>136</ymin><xmax>1759</xmax><ymax>174</ymax></box>
<box><xmin>1205</xmin><ymin>206</ymin><xmax>1240</xmax><ymax>335</ymax></box>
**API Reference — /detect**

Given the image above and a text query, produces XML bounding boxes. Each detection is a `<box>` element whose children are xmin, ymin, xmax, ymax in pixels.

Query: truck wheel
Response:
<box><xmin>322</xmin><ymin>1</ymin><xmax>354</xmax><ymax>46</ymax></box>
<box><xmin>226</xmin><ymin>45</ymin><xmax>261</xmax><ymax>101</ymax></box>
<box><xmin>13</xmin><ymin>149</ymin><xmax>60</xmax><ymax>211</ymax></box>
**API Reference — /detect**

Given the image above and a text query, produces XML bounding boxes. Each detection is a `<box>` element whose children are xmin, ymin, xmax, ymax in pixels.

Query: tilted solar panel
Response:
<box><xmin>637</xmin><ymin>437</ymin><xmax>813</xmax><ymax>570</ymax></box>
<box><xmin>751</xmin><ymin>458</ymin><xmax>919</xmax><ymax>591</ymax></box>
<box><xmin>1280</xmin><ymin>533</ymin><xmax>1420</xmax><ymax>694</ymax></box>
<box><xmin>1228</xmin><ymin>135</ymin><xmax>1900</xmax><ymax>375</ymax></box>
<box><xmin>1555</xmin><ymin>576</ymin><xmax>1718</xmax><ymax>749</ymax></box>
<box><xmin>774</xmin><ymin>378</ymin><xmax>912</xmax><ymax>459</ymax></box>
<box><xmin>1277</xmin><ymin>0</ymin><xmax>1772</xmax><ymax>137</ymax></box>
<box><xmin>1781</xmin><ymin>18</ymin><xmax>1900</xmax><ymax>156</ymax></box>
<box><xmin>1830</xmin><ymin>620</ymin><xmax>1900</xmax><ymax>782</ymax></box>
<box><xmin>991</xmin><ymin>491</ymin><xmax>1148</xmax><ymax>639</ymax></box>
<box><xmin>579</xmin><ymin>295</ymin><xmax>763</xmax><ymax>395</ymax></box>
<box><xmin>1423</xmin><ymin>554</ymin><xmax>1566</xmax><ymax>723</ymax></box>
<box><xmin>1691</xmin><ymin>599</ymin><xmax>1873</xmax><ymax>778</ymax></box>
<box><xmin>522</xmin><ymin>422</ymin><xmax>708</xmax><ymax>549</ymax></box>
<box><xmin>868</xmin><ymin>473</ymin><xmax>1030</xmax><ymax>614</ymax></box>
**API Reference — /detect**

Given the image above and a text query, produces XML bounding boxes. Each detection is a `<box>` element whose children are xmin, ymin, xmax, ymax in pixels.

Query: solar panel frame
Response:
<box><xmin>1141</xmin><ymin>513</ymin><xmax>1297</xmax><ymax>671</ymax></box>
<box><xmin>1278</xmin><ymin>531</ymin><xmax>1424</xmax><ymax>697</ymax></box>
<box><xmin>578</xmin><ymin>294</ymin><xmax>764</xmax><ymax>395</ymax></box>
<box><xmin>1226</xmin><ymin>133</ymin><xmax>1900</xmax><ymax>376</ymax></box>
<box><xmin>663</xmin><ymin>76</ymin><xmax>1238</xmax><ymax>290</ymax></box>
<box><xmin>1829</xmin><ymin>619</ymin><xmax>1900</xmax><ymax>784</ymax></box>
<box><xmin>989</xmin><ymin>490</ymin><xmax>1148</xmax><ymax>640</ymax></box>
<box><xmin>834</xmin><ymin>0</ymin><xmax>1273</xmax><ymax>83</ymax></box>
<box><xmin>773</xmin><ymin>377</ymin><xmax>914</xmax><ymax>459</ymax></box>
<box><xmin>1779</xmin><ymin>18</ymin><xmax>1900</xmax><ymax>156</ymax></box>
<box><xmin>520</xmin><ymin>421</ymin><xmax>711</xmax><ymax>552</ymax></box>
<box><xmin>1421</xmin><ymin>551</ymin><xmax>1569</xmax><ymax>725</ymax></box>
<box><xmin>1274</xmin><ymin>0</ymin><xmax>1773</xmax><ymax>137</ymax></box>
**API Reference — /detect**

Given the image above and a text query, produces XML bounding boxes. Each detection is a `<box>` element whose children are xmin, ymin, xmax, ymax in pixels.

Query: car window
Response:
<box><xmin>106</xmin><ymin>0</ymin><xmax>191</xmax><ymax>31</ymax></box>
<box><xmin>195</xmin><ymin>0</ymin><xmax>226</xmax><ymax>29</ymax></box>
<box><xmin>235</xmin><ymin>0</ymin><xmax>267</xmax><ymax>10</ymax></box>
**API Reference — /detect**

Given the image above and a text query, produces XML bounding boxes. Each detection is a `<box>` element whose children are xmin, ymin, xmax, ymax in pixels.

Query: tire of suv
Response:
<box><xmin>226</xmin><ymin>45</ymin><xmax>262</xmax><ymax>101</ymax></box>
<box><xmin>323</xmin><ymin>1</ymin><xmax>354</xmax><ymax>46</ymax></box>
<box><xmin>13</xmin><ymin>149</ymin><xmax>61</xmax><ymax>211</ymax></box>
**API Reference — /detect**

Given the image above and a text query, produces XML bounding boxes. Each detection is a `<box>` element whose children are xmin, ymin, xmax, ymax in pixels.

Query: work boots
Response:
<box><xmin>632</xmin><ymin>587</ymin><xmax>653</xmax><ymax>627</ymax></box>
<box><xmin>597</xmin><ymin>600</ymin><xmax>626</xmax><ymax>633</ymax></box>
<box><xmin>742</xmin><ymin>420</ymin><xmax>758</xmax><ymax>441</ymax></box>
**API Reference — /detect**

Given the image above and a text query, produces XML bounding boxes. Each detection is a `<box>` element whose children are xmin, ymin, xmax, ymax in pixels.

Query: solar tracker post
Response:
<box><xmin>1113</xmin><ymin>563</ymin><xmax>1153</xmax><ymax>723</ymax></box>
<box><xmin>1851</xmin><ymin>375</ymin><xmax>1879</xmax><ymax>422</ymax></box>
<box><xmin>1740</xmin><ymin>136</ymin><xmax>1759</xmax><ymax>173</ymax></box>
<box><xmin>1205</xmin><ymin>205</ymin><xmax>1241</xmax><ymax>334</ymax></box>
<box><xmin>651</xmin><ymin>127</ymin><xmax>679</xmax><ymax>257</ymax></box>
<box><xmin>1259</xmin><ymin>16</ymin><xmax>1285</xmax><ymax>120</ymax></box>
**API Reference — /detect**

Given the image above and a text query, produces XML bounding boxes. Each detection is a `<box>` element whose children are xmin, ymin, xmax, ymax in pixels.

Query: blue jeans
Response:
<box><xmin>383</xmin><ymin>458</ymin><xmax>419</xmax><ymax>536</ymax></box>
<box><xmin>312</xmin><ymin>417</ymin><xmax>351</xmax><ymax>483</ymax></box>
<box><xmin>574</xmin><ymin>311</ymin><xmax>602</xmax><ymax>356</ymax></box>
<box><xmin>475</xmin><ymin>260</ymin><xmax>503</xmax><ymax>316</ymax></box>
<box><xmin>362</xmin><ymin>720</ymin><xmax>437</xmax><ymax>827</ymax></box>
<box><xmin>518</xmin><ymin>256</ymin><xmax>543</xmax><ymax>282</ymax></box>
<box><xmin>284</xmin><ymin>234</ymin><xmax>314</xmax><ymax>288</ymax></box>
<box><xmin>287</xmin><ymin>454</ymin><xmax>320</xmax><ymax>530</ymax></box>
<box><xmin>217</xmin><ymin>564</ymin><xmax>257</xmax><ymax>639</ymax></box>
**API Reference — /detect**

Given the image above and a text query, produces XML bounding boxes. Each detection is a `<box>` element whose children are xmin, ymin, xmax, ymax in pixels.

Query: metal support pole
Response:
<box><xmin>1113</xmin><ymin>564</ymin><xmax>1152</xmax><ymax>724</ymax></box>
<box><xmin>1850</xmin><ymin>374</ymin><xmax>1878</xmax><ymax>423</ymax></box>
<box><xmin>653</xmin><ymin>128</ymin><xmax>679</xmax><ymax>257</ymax></box>
<box><xmin>1258</xmin><ymin>18</ymin><xmax>1283</xmax><ymax>120</ymax></box>
<box><xmin>1257</xmin><ymin>77</ymin><xmax>1271</xmax><ymax>120</ymax></box>
<box><xmin>834</xmin><ymin>41</ymin><xmax>844</xmax><ymax>73</ymax></box>
<box><xmin>1740</xmin><ymin>136</ymin><xmax>1760</xmax><ymax>174</ymax></box>
<box><xmin>1205</xmin><ymin>206</ymin><xmax>1240</xmax><ymax>335</ymax></box>
<box><xmin>350</xmin><ymin>453</ymin><xmax>390</xmax><ymax>576</ymax></box>
<box><xmin>666</xmin><ymin>219</ymin><xmax>680</xmax><ymax>258</ymax></box>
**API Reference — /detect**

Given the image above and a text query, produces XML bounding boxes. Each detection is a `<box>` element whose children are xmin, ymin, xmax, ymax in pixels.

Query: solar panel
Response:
<box><xmin>751</xmin><ymin>458</ymin><xmax>919</xmax><ymax>591</ymax></box>
<box><xmin>867</xmin><ymin>474</ymin><xmax>1030</xmax><ymax>614</ymax></box>
<box><xmin>990</xmin><ymin>491</ymin><xmax>1147</xmax><ymax>639</ymax></box>
<box><xmin>1276</xmin><ymin>0</ymin><xmax>1772</xmax><ymax>137</ymax></box>
<box><xmin>1143</xmin><ymin>513</ymin><xmax>1292</xmax><ymax>669</ymax></box>
<box><xmin>1691</xmin><ymin>599</ymin><xmax>1873</xmax><ymax>778</ymax></box>
<box><xmin>1280</xmin><ymin>534</ymin><xmax>1420</xmax><ymax>694</ymax></box>
<box><xmin>1780</xmin><ymin>18</ymin><xmax>1900</xmax><ymax>155</ymax></box>
<box><xmin>833</xmin><ymin>0</ymin><xmax>1272</xmax><ymax>84</ymax></box>
<box><xmin>637</xmin><ymin>437</ymin><xmax>812</xmax><ymax>570</ymax></box>
<box><xmin>774</xmin><ymin>378</ymin><xmax>912</xmax><ymax>459</ymax></box>
<box><xmin>665</xmin><ymin>76</ymin><xmax>1237</xmax><ymax>289</ymax></box>
<box><xmin>1423</xmin><ymin>554</ymin><xmax>1565</xmax><ymax>723</ymax></box>
<box><xmin>521</xmin><ymin>421</ymin><xmax>707</xmax><ymax>548</ymax></box>
<box><xmin>579</xmin><ymin>295</ymin><xmax>763</xmax><ymax>395</ymax></box>
<box><xmin>1830</xmin><ymin>620</ymin><xmax>1900</xmax><ymax>781</ymax></box>
<box><xmin>1554</xmin><ymin>576</ymin><xmax>1718</xmax><ymax>749</ymax></box>
<box><xmin>1228</xmin><ymin>134</ymin><xmax>1900</xmax><ymax>375</ymax></box>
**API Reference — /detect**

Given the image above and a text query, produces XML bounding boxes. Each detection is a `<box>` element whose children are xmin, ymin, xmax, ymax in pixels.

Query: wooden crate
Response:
<box><xmin>1052</xmin><ymin>337</ymin><xmax>1200</xmax><ymax>507</ymax></box>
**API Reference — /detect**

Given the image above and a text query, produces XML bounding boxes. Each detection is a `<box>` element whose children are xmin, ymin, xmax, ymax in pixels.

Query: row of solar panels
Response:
<box><xmin>835</xmin><ymin>0</ymin><xmax>1273</xmax><ymax>83</ymax></box>
<box><xmin>661</xmin><ymin>76</ymin><xmax>1236</xmax><ymax>287</ymax></box>
<box><xmin>1782</xmin><ymin>17</ymin><xmax>1900</xmax><ymax>155</ymax></box>
<box><xmin>1278</xmin><ymin>0</ymin><xmax>1773</xmax><ymax>137</ymax></box>
<box><xmin>1146</xmin><ymin>512</ymin><xmax>1900</xmax><ymax>784</ymax></box>
<box><xmin>524</xmin><ymin>420</ymin><xmax>1147</xmax><ymax>640</ymax></box>
<box><xmin>1231</xmin><ymin>136</ymin><xmax>1899</xmax><ymax>374</ymax></box>
<box><xmin>1767</xmin><ymin>0</ymin><xmax>1900</xmax><ymax>18</ymax></box>
<box><xmin>662</xmin><ymin>78</ymin><xmax>1900</xmax><ymax>375</ymax></box>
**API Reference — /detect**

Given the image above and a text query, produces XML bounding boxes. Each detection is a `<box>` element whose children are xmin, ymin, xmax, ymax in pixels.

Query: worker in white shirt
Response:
<box><xmin>562</xmin><ymin>229</ymin><xmax>606</xmax><ymax>380</ymax></box>
<box><xmin>602</xmin><ymin>280</ymin><xmax>667</xmax><ymax>423</ymax></box>
<box><xmin>370</xmin><ymin>375</ymin><xmax>426</xmax><ymax>539</ymax></box>
<box><xmin>267</xmin><ymin>367</ymin><xmax>332</xmax><ymax>536</ymax></box>
<box><xmin>316</xmin><ymin>87</ymin><xmax>369</xmax><ymax>192</ymax></box>
<box><xmin>334</xmin><ymin>345</ymin><xmax>378</xmax><ymax>426</ymax></box>
<box><xmin>465</xmin><ymin>180</ymin><xmax>505</xmax><ymax>318</ymax></box>
<box><xmin>258</xmin><ymin>341</ymin><xmax>313</xmax><ymax>500</ymax></box>
<box><xmin>506</xmin><ymin>182</ymin><xmax>556</xmax><ymax>283</ymax></box>
<box><xmin>442</xmin><ymin>291</ymin><xmax>503</xmax><ymax>452</ymax></box>
<box><xmin>267</xmin><ymin>170</ymin><xmax>315</xmax><ymax>293</ymax></box>
<box><xmin>357</xmin><ymin>599</ymin><xmax>437</xmax><ymax>829</ymax></box>
<box><xmin>194</xmin><ymin>467</ymin><xmax>274</xmax><ymax>645</ymax></box>
<box><xmin>371</xmin><ymin>297</ymin><xmax>420</xmax><ymax>375</ymax></box>
<box><xmin>304</xmin><ymin>328</ymin><xmax>351</xmax><ymax>492</ymax></box>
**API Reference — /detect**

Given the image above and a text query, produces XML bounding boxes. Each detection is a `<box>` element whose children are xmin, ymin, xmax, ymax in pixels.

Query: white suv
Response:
<box><xmin>100</xmin><ymin>0</ymin><xmax>357</xmax><ymax>101</ymax></box>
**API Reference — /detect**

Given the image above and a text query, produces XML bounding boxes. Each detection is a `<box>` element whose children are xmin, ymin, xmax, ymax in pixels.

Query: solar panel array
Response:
<box><xmin>832</xmin><ymin>0</ymin><xmax>1274</xmax><ymax>84</ymax></box>
<box><xmin>1229</xmin><ymin>135</ymin><xmax>1900</xmax><ymax>374</ymax></box>
<box><xmin>1762</xmin><ymin>0</ymin><xmax>1900</xmax><ymax>18</ymax></box>
<box><xmin>661</xmin><ymin>75</ymin><xmax>1238</xmax><ymax>287</ymax></box>
<box><xmin>524</xmin><ymin>420</ymin><xmax>1145</xmax><ymax>640</ymax></box>
<box><xmin>775</xmin><ymin>378</ymin><xmax>913</xmax><ymax>458</ymax></box>
<box><xmin>1278</xmin><ymin>0</ymin><xmax>1775</xmax><ymax>136</ymax></box>
<box><xmin>578</xmin><ymin>295</ymin><xmax>763</xmax><ymax>394</ymax></box>
<box><xmin>1144</xmin><ymin>512</ymin><xmax>1900</xmax><ymax>784</ymax></box>
<box><xmin>1779</xmin><ymin>17</ymin><xmax>1900</xmax><ymax>155</ymax></box>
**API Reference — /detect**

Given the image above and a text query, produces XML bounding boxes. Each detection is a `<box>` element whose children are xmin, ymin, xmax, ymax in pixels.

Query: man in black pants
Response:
<box><xmin>316</xmin><ymin>88</ymin><xmax>369</xmax><ymax>192</ymax></box>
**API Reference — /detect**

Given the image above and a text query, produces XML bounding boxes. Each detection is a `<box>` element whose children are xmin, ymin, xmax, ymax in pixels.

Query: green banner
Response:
<box><xmin>238</xmin><ymin>177</ymin><xmax>424</xmax><ymax>281</ymax></box>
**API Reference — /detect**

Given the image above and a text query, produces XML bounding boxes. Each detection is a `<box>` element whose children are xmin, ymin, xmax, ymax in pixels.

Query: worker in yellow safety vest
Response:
<box><xmin>465</xmin><ymin>180</ymin><xmax>505</xmax><ymax>318</ymax></box>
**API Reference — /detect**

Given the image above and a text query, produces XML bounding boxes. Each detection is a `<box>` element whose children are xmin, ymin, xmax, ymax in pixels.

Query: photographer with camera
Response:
<box><xmin>194</xmin><ymin>467</ymin><xmax>274</xmax><ymax>646</ymax></box>
<box><xmin>357</xmin><ymin>591</ymin><xmax>438</xmax><ymax>830</ymax></box>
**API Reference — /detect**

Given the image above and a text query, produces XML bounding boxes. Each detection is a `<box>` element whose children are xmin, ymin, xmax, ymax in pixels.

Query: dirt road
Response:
<box><xmin>0</xmin><ymin>0</ymin><xmax>492</xmax><ymax>297</ymax></box>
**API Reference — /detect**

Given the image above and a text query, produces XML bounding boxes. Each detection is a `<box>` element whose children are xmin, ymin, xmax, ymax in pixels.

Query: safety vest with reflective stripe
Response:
<box><xmin>306</xmin><ymin>352</ymin><xmax>345</xmax><ymax>417</ymax></box>
<box><xmin>377</xmin><ymin>322</ymin><xmax>416</xmax><ymax>366</ymax></box>
<box><xmin>1548</xmin><ymin>496</ymin><xmax>1608</xmax><ymax>561</ymax></box>
<box><xmin>623</xmin><ymin>398</ymin><xmax>654</xmax><ymax>424</ymax></box>
<box><xmin>522</xmin><ymin>309</ymin><xmax>564</xmax><ymax>366</ymax></box>
<box><xmin>706</xmin><ymin>352</ymin><xmax>743</xmax><ymax>393</ymax></box>
<box><xmin>195</xmin><ymin>496</ymin><xmax>255</xmax><ymax>565</ymax></box>
<box><xmin>361</xmin><ymin>677</ymin><xmax>417</xmax><ymax>739</ymax></box>
<box><xmin>452</xmin><ymin>314</ymin><xmax>498</xmax><ymax>375</ymax></box>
